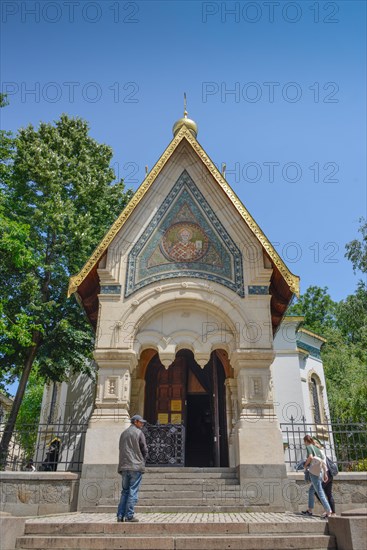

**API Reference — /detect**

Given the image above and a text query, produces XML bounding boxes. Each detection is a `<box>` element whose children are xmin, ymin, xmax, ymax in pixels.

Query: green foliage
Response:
<box><xmin>0</xmin><ymin>112</ymin><xmax>133</xmax><ymax>452</ymax></box>
<box><xmin>0</xmin><ymin>94</ymin><xmax>9</xmax><ymax>108</ymax></box>
<box><xmin>345</xmin><ymin>217</ymin><xmax>367</xmax><ymax>274</ymax></box>
<box><xmin>13</xmin><ymin>368</ymin><xmax>45</xmax><ymax>460</ymax></box>
<box><xmin>288</xmin><ymin>286</ymin><xmax>337</xmax><ymax>335</ymax></box>
<box><xmin>349</xmin><ymin>458</ymin><xmax>367</xmax><ymax>472</ymax></box>
<box><xmin>288</xmin><ymin>220</ymin><xmax>367</xmax><ymax>422</ymax></box>
<box><xmin>0</xmin><ymin>113</ymin><xmax>133</xmax><ymax>382</ymax></box>
<box><xmin>336</xmin><ymin>282</ymin><xmax>367</xmax><ymax>352</ymax></box>
<box><xmin>322</xmin><ymin>327</ymin><xmax>367</xmax><ymax>422</ymax></box>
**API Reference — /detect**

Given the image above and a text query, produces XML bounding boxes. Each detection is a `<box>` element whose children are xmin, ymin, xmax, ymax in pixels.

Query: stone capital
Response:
<box><xmin>93</xmin><ymin>349</ymin><xmax>138</xmax><ymax>373</ymax></box>
<box><xmin>230</xmin><ymin>349</ymin><xmax>275</xmax><ymax>371</ymax></box>
<box><xmin>195</xmin><ymin>353</ymin><xmax>210</xmax><ymax>369</ymax></box>
<box><xmin>158</xmin><ymin>352</ymin><xmax>176</xmax><ymax>369</ymax></box>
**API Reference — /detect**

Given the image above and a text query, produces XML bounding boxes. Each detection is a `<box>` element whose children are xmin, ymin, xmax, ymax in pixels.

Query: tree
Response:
<box><xmin>13</xmin><ymin>367</ymin><xmax>45</xmax><ymax>462</ymax></box>
<box><xmin>0</xmin><ymin>113</ymin><xmax>133</xmax><ymax>461</ymax></box>
<box><xmin>345</xmin><ymin>217</ymin><xmax>367</xmax><ymax>274</ymax></box>
<box><xmin>321</xmin><ymin>326</ymin><xmax>367</xmax><ymax>422</ymax></box>
<box><xmin>0</xmin><ymin>93</ymin><xmax>34</xmax><ymax>394</ymax></box>
<box><xmin>336</xmin><ymin>282</ymin><xmax>367</xmax><ymax>351</ymax></box>
<box><xmin>287</xmin><ymin>285</ymin><xmax>337</xmax><ymax>335</ymax></box>
<box><xmin>287</xmin><ymin>219</ymin><xmax>367</xmax><ymax>422</ymax></box>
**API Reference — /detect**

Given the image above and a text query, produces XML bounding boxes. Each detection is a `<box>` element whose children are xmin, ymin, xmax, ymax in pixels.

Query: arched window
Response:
<box><xmin>311</xmin><ymin>377</ymin><xmax>321</xmax><ymax>424</ymax></box>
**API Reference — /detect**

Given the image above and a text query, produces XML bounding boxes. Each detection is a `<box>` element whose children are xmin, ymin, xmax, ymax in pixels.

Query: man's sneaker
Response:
<box><xmin>125</xmin><ymin>517</ymin><xmax>139</xmax><ymax>522</ymax></box>
<box><xmin>117</xmin><ymin>516</ymin><xmax>124</xmax><ymax>522</ymax></box>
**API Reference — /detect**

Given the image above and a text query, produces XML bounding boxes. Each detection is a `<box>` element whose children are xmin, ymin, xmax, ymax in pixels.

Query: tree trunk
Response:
<box><xmin>0</xmin><ymin>333</ymin><xmax>40</xmax><ymax>467</ymax></box>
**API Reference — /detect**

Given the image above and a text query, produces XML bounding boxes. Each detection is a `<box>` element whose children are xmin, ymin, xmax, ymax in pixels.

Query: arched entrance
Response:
<box><xmin>144</xmin><ymin>349</ymin><xmax>229</xmax><ymax>467</ymax></box>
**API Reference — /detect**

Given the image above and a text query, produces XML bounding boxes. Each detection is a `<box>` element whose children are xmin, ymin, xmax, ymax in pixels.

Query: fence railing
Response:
<box><xmin>0</xmin><ymin>422</ymin><xmax>87</xmax><ymax>472</ymax></box>
<box><xmin>280</xmin><ymin>417</ymin><xmax>367</xmax><ymax>471</ymax></box>
<box><xmin>143</xmin><ymin>423</ymin><xmax>185</xmax><ymax>467</ymax></box>
<box><xmin>1</xmin><ymin>418</ymin><xmax>365</xmax><ymax>472</ymax></box>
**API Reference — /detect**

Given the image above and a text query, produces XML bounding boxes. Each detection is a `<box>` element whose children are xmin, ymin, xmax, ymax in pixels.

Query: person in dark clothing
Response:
<box><xmin>25</xmin><ymin>458</ymin><xmax>36</xmax><ymax>472</ymax></box>
<box><xmin>41</xmin><ymin>437</ymin><xmax>60</xmax><ymax>471</ymax></box>
<box><xmin>322</xmin><ymin>475</ymin><xmax>336</xmax><ymax>515</ymax></box>
<box><xmin>315</xmin><ymin>467</ymin><xmax>336</xmax><ymax>516</ymax></box>
<box><xmin>117</xmin><ymin>415</ymin><xmax>148</xmax><ymax>523</ymax></box>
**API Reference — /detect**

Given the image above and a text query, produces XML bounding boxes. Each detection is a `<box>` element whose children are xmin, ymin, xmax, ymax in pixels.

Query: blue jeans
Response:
<box><xmin>308</xmin><ymin>472</ymin><xmax>331</xmax><ymax>513</ymax></box>
<box><xmin>117</xmin><ymin>471</ymin><xmax>143</xmax><ymax>519</ymax></box>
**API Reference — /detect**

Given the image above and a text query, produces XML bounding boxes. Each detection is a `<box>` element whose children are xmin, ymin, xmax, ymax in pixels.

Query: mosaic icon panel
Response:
<box><xmin>125</xmin><ymin>170</ymin><xmax>244</xmax><ymax>297</ymax></box>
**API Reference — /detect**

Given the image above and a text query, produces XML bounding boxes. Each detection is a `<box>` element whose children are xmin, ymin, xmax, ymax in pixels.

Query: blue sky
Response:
<box><xmin>1</xmin><ymin>0</ymin><xmax>366</xmax><ymax>305</ymax></box>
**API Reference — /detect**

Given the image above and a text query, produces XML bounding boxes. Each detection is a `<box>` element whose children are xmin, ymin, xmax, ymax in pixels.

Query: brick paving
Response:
<box><xmin>26</xmin><ymin>512</ymin><xmax>324</xmax><ymax>524</ymax></box>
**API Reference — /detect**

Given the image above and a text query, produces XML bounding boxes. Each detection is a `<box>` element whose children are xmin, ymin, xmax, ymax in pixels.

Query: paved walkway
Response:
<box><xmin>26</xmin><ymin>512</ymin><xmax>325</xmax><ymax>524</ymax></box>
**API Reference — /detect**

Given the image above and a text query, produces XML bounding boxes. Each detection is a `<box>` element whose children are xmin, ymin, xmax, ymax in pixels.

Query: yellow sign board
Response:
<box><xmin>171</xmin><ymin>413</ymin><xmax>182</xmax><ymax>424</ymax></box>
<box><xmin>157</xmin><ymin>413</ymin><xmax>169</xmax><ymax>424</ymax></box>
<box><xmin>171</xmin><ymin>399</ymin><xmax>182</xmax><ymax>412</ymax></box>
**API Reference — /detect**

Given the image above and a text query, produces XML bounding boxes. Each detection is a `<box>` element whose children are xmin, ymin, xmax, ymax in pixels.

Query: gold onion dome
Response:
<box><xmin>172</xmin><ymin>108</ymin><xmax>198</xmax><ymax>138</ymax></box>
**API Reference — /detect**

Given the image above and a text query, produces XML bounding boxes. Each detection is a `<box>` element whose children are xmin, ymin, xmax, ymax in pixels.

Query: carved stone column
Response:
<box><xmin>130</xmin><ymin>377</ymin><xmax>146</xmax><ymax>418</ymax></box>
<box><xmin>225</xmin><ymin>378</ymin><xmax>237</xmax><ymax>467</ymax></box>
<box><xmin>82</xmin><ymin>350</ymin><xmax>137</xmax><ymax>465</ymax></box>
<box><xmin>230</xmin><ymin>350</ymin><xmax>288</xmax><ymax>511</ymax></box>
<box><xmin>78</xmin><ymin>349</ymin><xmax>138</xmax><ymax>511</ymax></box>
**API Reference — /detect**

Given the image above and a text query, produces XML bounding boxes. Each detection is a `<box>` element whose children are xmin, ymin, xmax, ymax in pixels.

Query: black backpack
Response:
<box><xmin>326</xmin><ymin>456</ymin><xmax>338</xmax><ymax>476</ymax></box>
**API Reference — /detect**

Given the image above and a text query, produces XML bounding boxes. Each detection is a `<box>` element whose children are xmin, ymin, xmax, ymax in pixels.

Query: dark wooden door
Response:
<box><xmin>144</xmin><ymin>350</ymin><xmax>228</xmax><ymax>467</ymax></box>
<box><xmin>156</xmin><ymin>356</ymin><xmax>187</xmax><ymax>425</ymax></box>
<box><xmin>211</xmin><ymin>352</ymin><xmax>221</xmax><ymax>467</ymax></box>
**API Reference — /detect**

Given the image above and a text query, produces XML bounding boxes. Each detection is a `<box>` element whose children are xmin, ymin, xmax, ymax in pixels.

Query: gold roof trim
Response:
<box><xmin>179</xmin><ymin>130</ymin><xmax>300</xmax><ymax>296</ymax></box>
<box><xmin>297</xmin><ymin>347</ymin><xmax>310</xmax><ymax>356</ymax></box>
<box><xmin>68</xmin><ymin>126</ymin><xmax>190</xmax><ymax>296</ymax></box>
<box><xmin>298</xmin><ymin>328</ymin><xmax>327</xmax><ymax>342</ymax></box>
<box><xmin>283</xmin><ymin>316</ymin><xmax>305</xmax><ymax>323</ymax></box>
<box><xmin>68</xmin><ymin>125</ymin><xmax>300</xmax><ymax>297</ymax></box>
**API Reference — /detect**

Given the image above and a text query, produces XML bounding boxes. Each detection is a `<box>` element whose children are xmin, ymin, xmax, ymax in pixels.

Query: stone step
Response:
<box><xmin>139</xmin><ymin>483</ymin><xmax>243</xmax><ymax>495</ymax></box>
<box><xmin>137</xmin><ymin>498</ymin><xmax>252</xmax><ymax>505</ymax></box>
<box><xmin>138</xmin><ymin>490</ymin><xmax>241</xmax><ymax>499</ymax></box>
<box><xmin>101</xmin><ymin>493</ymin><xmax>239</xmax><ymax>505</ymax></box>
<box><xmin>16</xmin><ymin>533</ymin><xmax>336</xmax><ymax>550</ymax></box>
<box><xmin>82</xmin><ymin>505</ymin><xmax>282</xmax><ymax>513</ymax></box>
<box><xmin>140</xmin><ymin>478</ymin><xmax>239</xmax><ymax>486</ymax></box>
<box><xmin>25</xmin><ymin>520</ymin><xmax>329</xmax><ymax>536</ymax></box>
<box><xmin>142</xmin><ymin>473</ymin><xmax>238</xmax><ymax>479</ymax></box>
<box><xmin>145</xmin><ymin>467</ymin><xmax>237</xmax><ymax>473</ymax></box>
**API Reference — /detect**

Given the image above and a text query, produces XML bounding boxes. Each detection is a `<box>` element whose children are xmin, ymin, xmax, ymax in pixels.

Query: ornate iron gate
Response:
<box><xmin>143</xmin><ymin>424</ymin><xmax>185</xmax><ymax>466</ymax></box>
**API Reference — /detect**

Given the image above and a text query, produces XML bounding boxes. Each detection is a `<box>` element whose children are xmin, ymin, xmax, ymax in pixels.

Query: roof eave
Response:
<box><xmin>68</xmin><ymin>126</ymin><xmax>299</xmax><ymax>310</ymax></box>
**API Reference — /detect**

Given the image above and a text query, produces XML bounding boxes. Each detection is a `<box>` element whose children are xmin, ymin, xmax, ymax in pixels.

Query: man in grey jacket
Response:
<box><xmin>117</xmin><ymin>415</ymin><xmax>148</xmax><ymax>522</ymax></box>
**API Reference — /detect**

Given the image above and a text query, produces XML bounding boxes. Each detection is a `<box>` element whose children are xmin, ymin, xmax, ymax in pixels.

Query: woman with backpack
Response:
<box><xmin>321</xmin><ymin>458</ymin><xmax>336</xmax><ymax>516</ymax></box>
<box><xmin>301</xmin><ymin>435</ymin><xmax>332</xmax><ymax>518</ymax></box>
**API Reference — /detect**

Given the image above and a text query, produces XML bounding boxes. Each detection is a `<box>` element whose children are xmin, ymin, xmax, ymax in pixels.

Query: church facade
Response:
<box><xmin>62</xmin><ymin>112</ymin><xmax>330</xmax><ymax>509</ymax></box>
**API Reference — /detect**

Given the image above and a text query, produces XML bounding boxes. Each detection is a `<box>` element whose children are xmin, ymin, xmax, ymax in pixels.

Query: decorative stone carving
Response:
<box><xmin>104</xmin><ymin>377</ymin><xmax>119</xmax><ymax>399</ymax></box>
<box><xmin>230</xmin><ymin>350</ymin><xmax>277</xmax><ymax>420</ymax></box>
<box><xmin>225</xmin><ymin>378</ymin><xmax>238</xmax><ymax>427</ymax></box>
<box><xmin>158</xmin><ymin>352</ymin><xmax>176</xmax><ymax>369</ymax></box>
<box><xmin>125</xmin><ymin>171</ymin><xmax>244</xmax><ymax>298</ymax></box>
<box><xmin>130</xmin><ymin>378</ymin><xmax>146</xmax><ymax>416</ymax></box>
<box><xmin>195</xmin><ymin>353</ymin><xmax>209</xmax><ymax>369</ymax></box>
<box><xmin>88</xmin><ymin>350</ymin><xmax>138</xmax><ymax>425</ymax></box>
<box><xmin>110</xmin><ymin>321</ymin><xmax>123</xmax><ymax>347</ymax></box>
<box><xmin>250</xmin><ymin>376</ymin><xmax>263</xmax><ymax>399</ymax></box>
<box><xmin>121</xmin><ymin>370</ymin><xmax>131</xmax><ymax>403</ymax></box>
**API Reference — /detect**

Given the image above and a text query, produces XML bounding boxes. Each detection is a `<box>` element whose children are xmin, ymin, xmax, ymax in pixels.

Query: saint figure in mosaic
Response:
<box><xmin>161</xmin><ymin>223</ymin><xmax>208</xmax><ymax>263</ymax></box>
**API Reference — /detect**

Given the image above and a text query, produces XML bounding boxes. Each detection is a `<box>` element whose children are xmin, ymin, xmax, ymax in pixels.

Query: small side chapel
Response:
<box><xmin>63</xmin><ymin>109</ymin><xmax>329</xmax><ymax>509</ymax></box>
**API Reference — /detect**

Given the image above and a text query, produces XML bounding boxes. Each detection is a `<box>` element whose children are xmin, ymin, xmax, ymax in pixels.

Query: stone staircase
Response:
<box><xmin>15</xmin><ymin>512</ymin><xmax>337</xmax><ymax>550</ymax></box>
<box><xmin>83</xmin><ymin>467</ymin><xmax>255</xmax><ymax>513</ymax></box>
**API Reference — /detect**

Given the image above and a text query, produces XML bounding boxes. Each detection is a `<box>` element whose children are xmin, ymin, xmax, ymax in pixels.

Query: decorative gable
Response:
<box><xmin>125</xmin><ymin>170</ymin><xmax>244</xmax><ymax>297</ymax></box>
<box><xmin>68</xmin><ymin>123</ymin><xmax>299</xmax><ymax>333</ymax></box>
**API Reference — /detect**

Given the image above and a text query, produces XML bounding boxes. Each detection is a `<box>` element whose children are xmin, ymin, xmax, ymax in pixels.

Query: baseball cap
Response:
<box><xmin>130</xmin><ymin>414</ymin><xmax>147</xmax><ymax>424</ymax></box>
